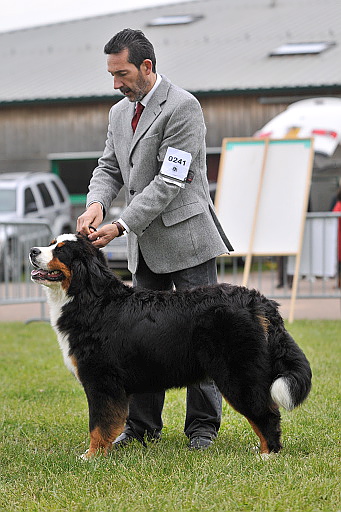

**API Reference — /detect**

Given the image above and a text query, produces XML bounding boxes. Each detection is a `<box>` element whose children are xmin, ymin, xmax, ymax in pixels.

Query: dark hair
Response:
<box><xmin>104</xmin><ymin>28</ymin><xmax>156</xmax><ymax>73</ymax></box>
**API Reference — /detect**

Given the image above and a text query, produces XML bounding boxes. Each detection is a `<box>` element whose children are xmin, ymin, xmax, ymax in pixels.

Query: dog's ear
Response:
<box><xmin>69</xmin><ymin>259</ymin><xmax>104</xmax><ymax>298</ymax></box>
<box><xmin>65</xmin><ymin>235</ymin><xmax>112</xmax><ymax>297</ymax></box>
<box><xmin>86</xmin><ymin>254</ymin><xmax>111</xmax><ymax>297</ymax></box>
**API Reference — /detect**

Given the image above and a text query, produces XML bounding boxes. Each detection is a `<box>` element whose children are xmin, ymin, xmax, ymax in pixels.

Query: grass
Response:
<box><xmin>0</xmin><ymin>320</ymin><xmax>340</xmax><ymax>512</ymax></box>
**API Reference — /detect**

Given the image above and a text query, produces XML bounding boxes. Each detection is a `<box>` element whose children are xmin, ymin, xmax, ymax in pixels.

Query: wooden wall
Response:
<box><xmin>0</xmin><ymin>101</ymin><xmax>113</xmax><ymax>172</ymax></box>
<box><xmin>200</xmin><ymin>95</ymin><xmax>289</xmax><ymax>147</ymax></box>
<box><xmin>0</xmin><ymin>93</ymin><xmax>313</xmax><ymax>173</ymax></box>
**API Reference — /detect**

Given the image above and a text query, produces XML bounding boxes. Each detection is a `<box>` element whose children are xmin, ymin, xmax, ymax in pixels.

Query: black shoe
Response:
<box><xmin>113</xmin><ymin>431</ymin><xmax>161</xmax><ymax>449</ymax></box>
<box><xmin>188</xmin><ymin>436</ymin><xmax>213</xmax><ymax>450</ymax></box>
<box><xmin>112</xmin><ymin>432</ymin><xmax>136</xmax><ymax>449</ymax></box>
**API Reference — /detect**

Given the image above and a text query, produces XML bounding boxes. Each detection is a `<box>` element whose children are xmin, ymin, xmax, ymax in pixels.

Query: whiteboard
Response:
<box><xmin>215</xmin><ymin>138</ymin><xmax>314</xmax><ymax>256</ymax></box>
<box><xmin>215</xmin><ymin>139</ymin><xmax>266</xmax><ymax>254</ymax></box>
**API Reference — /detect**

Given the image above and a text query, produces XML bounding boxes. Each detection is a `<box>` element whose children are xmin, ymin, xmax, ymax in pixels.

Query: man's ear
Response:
<box><xmin>142</xmin><ymin>59</ymin><xmax>153</xmax><ymax>75</ymax></box>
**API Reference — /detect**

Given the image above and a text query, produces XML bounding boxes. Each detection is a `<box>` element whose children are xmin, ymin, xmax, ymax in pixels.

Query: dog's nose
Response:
<box><xmin>30</xmin><ymin>247</ymin><xmax>41</xmax><ymax>258</ymax></box>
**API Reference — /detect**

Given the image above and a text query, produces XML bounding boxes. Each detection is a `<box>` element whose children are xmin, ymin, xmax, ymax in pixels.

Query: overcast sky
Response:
<box><xmin>0</xmin><ymin>0</ymin><xmax>195</xmax><ymax>33</ymax></box>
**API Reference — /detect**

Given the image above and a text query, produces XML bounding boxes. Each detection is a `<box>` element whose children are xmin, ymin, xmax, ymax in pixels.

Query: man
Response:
<box><xmin>77</xmin><ymin>28</ymin><xmax>233</xmax><ymax>450</ymax></box>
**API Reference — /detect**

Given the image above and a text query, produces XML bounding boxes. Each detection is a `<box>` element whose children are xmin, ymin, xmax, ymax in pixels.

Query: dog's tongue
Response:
<box><xmin>31</xmin><ymin>269</ymin><xmax>49</xmax><ymax>278</ymax></box>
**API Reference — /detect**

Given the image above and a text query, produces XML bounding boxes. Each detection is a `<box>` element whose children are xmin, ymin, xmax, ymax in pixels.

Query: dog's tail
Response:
<box><xmin>269</xmin><ymin>323</ymin><xmax>312</xmax><ymax>411</ymax></box>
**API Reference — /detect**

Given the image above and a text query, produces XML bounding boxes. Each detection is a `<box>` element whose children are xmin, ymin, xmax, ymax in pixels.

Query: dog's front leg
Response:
<box><xmin>81</xmin><ymin>384</ymin><xmax>128</xmax><ymax>460</ymax></box>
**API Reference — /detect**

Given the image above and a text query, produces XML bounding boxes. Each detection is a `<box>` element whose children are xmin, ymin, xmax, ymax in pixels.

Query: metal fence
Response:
<box><xmin>0</xmin><ymin>213</ymin><xmax>340</xmax><ymax>323</ymax></box>
<box><xmin>219</xmin><ymin>212</ymin><xmax>341</xmax><ymax>300</ymax></box>
<box><xmin>0</xmin><ymin>220</ymin><xmax>52</xmax><ymax>321</ymax></box>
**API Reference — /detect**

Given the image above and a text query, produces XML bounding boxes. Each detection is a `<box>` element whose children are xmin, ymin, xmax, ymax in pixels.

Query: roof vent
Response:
<box><xmin>269</xmin><ymin>42</ymin><xmax>335</xmax><ymax>56</ymax></box>
<box><xmin>147</xmin><ymin>15</ymin><xmax>203</xmax><ymax>26</ymax></box>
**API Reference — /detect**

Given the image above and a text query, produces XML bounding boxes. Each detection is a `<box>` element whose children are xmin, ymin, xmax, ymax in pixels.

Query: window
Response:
<box><xmin>0</xmin><ymin>189</ymin><xmax>16</xmax><ymax>213</ymax></box>
<box><xmin>37</xmin><ymin>182</ymin><xmax>54</xmax><ymax>207</ymax></box>
<box><xmin>24</xmin><ymin>187</ymin><xmax>38</xmax><ymax>214</ymax></box>
<box><xmin>147</xmin><ymin>15</ymin><xmax>203</xmax><ymax>26</ymax></box>
<box><xmin>269</xmin><ymin>42</ymin><xmax>335</xmax><ymax>56</ymax></box>
<box><xmin>51</xmin><ymin>179</ymin><xmax>65</xmax><ymax>203</ymax></box>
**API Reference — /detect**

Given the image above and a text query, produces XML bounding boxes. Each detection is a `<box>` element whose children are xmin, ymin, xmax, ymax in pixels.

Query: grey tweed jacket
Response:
<box><xmin>87</xmin><ymin>75</ymin><xmax>233</xmax><ymax>274</ymax></box>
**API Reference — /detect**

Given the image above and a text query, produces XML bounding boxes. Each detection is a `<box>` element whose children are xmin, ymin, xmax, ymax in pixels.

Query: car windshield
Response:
<box><xmin>0</xmin><ymin>189</ymin><xmax>16</xmax><ymax>213</ymax></box>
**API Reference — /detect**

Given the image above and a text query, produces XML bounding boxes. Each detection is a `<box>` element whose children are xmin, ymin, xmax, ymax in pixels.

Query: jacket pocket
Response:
<box><xmin>162</xmin><ymin>202</ymin><xmax>204</xmax><ymax>227</ymax></box>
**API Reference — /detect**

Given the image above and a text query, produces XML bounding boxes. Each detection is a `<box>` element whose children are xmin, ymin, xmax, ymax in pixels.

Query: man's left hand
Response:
<box><xmin>88</xmin><ymin>224</ymin><xmax>120</xmax><ymax>248</ymax></box>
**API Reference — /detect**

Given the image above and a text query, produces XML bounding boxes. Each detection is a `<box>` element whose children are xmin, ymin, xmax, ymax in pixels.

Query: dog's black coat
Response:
<box><xmin>30</xmin><ymin>235</ymin><xmax>312</xmax><ymax>457</ymax></box>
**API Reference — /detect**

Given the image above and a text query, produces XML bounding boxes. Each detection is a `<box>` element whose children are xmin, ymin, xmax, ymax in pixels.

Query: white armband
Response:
<box><xmin>159</xmin><ymin>147</ymin><xmax>192</xmax><ymax>188</ymax></box>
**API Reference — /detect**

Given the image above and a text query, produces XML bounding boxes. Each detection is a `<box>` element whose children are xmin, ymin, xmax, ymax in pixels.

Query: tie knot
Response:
<box><xmin>135</xmin><ymin>102</ymin><xmax>144</xmax><ymax>115</ymax></box>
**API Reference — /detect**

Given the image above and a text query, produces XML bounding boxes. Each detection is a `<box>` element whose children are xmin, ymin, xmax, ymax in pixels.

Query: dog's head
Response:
<box><xmin>29</xmin><ymin>234</ymin><xmax>111</xmax><ymax>297</ymax></box>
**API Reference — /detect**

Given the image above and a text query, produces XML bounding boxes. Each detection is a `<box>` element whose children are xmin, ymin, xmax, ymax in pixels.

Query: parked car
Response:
<box><xmin>0</xmin><ymin>172</ymin><xmax>72</xmax><ymax>279</ymax></box>
<box><xmin>0</xmin><ymin>172</ymin><xmax>72</xmax><ymax>233</ymax></box>
<box><xmin>254</xmin><ymin>97</ymin><xmax>341</xmax><ymax>156</ymax></box>
<box><xmin>254</xmin><ymin>97</ymin><xmax>341</xmax><ymax>211</ymax></box>
<box><xmin>102</xmin><ymin>234</ymin><xmax>129</xmax><ymax>271</ymax></box>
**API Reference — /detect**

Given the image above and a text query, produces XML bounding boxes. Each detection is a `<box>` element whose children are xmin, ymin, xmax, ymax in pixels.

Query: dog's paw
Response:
<box><xmin>260</xmin><ymin>451</ymin><xmax>278</xmax><ymax>461</ymax></box>
<box><xmin>79</xmin><ymin>450</ymin><xmax>91</xmax><ymax>461</ymax></box>
<box><xmin>251</xmin><ymin>446</ymin><xmax>278</xmax><ymax>461</ymax></box>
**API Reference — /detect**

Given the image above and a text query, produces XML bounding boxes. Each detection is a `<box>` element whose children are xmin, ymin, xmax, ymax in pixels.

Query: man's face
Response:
<box><xmin>107</xmin><ymin>49</ymin><xmax>152</xmax><ymax>102</ymax></box>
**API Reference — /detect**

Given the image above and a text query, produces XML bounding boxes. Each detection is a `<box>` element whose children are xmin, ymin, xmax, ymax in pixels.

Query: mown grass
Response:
<box><xmin>0</xmin><ymin>320</ymin><xmax>340</xmax><ymax>512</ymax></box>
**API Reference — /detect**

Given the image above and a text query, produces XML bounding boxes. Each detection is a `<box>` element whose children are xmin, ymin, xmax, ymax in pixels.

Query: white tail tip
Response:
<box><xmin>270</xmin><ymin>377</ymin><xmax>294</xmax><ymax>410</ymax></box>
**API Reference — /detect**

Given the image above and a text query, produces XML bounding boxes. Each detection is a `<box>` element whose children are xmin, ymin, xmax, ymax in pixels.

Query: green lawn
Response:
<box><xmin>0</xmin><ymin>320</ymin><xmax>340</xmax><ymax>512</ymax></box>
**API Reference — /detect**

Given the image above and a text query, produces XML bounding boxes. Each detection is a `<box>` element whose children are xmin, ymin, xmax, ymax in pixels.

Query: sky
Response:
<box><xmin>0</xmin><ymin>0</ymin><xmax>195</xmax><ymax>33</ymax></box>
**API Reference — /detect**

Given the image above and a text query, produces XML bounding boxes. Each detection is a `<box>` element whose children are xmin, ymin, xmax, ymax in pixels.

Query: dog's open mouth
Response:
<box><xmin>31</xmin><ymin>268</ymin><xmax>64</xmax><ymax>282</ymax></box>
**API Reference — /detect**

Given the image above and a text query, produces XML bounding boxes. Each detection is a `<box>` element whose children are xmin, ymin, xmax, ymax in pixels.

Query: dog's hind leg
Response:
<box><xmin>245</xmin><ymin>410</ymin><xmax>282</xmax><ymax>457</ymax></box>
<box><xmin>212</xmin><ymin>371</ymin><xmax>282</xmax><ymax>457</ymax></box>
<box><xmin>81</xmin><ymin>385</ymin><xmax>128</xmax><ymax>459</ymax></box>
<box><xmin>221</xmin><ymin>392</ymin><xmax>282</xmax><ymax>456</ymax></box>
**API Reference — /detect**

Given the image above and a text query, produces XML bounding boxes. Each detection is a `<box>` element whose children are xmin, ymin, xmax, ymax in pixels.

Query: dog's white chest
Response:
<box><xmin>56</xmin><ymin>329</ymin><xmax>77</xmax><ymax>378</ymax></box>
<box><xmin>46</xmin><ymin>290</ymin><xmax>79</xmax><ymax>381</ymax></box>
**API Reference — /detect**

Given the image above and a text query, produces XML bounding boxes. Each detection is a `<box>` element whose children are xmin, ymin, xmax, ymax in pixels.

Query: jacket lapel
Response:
<box><xmin>122</xmin><ymin>101</ymin><xmax>135</xmax><ymax>143</ymax></box>
<box><xmin>129</xmin><ymin>76</ymin><xmax>171</xmax><ymax>158</ymax></box>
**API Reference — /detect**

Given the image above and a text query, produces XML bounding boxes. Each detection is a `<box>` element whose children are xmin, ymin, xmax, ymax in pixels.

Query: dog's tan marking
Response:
<box><xmin>247</xmin><ymin>419</ymin><xmax>270</xmax><ymax>454</ymax></box>
<box><xmin>223</xmin><ymin>396</ymin><xmax>270</xmax><ymax>455</ymax></box>
<box><xmin>83</xmin><ymin>425</ymin><xmax>123</xmax><ymax>459</ymax></box>
<box><xmin>69</xmin><ymin>355</ymin><xmax>79</xmax><ymax>381</ymax></box>
<box><xmin>82</xmin><ymin>404</ymin><xmax>128</xmax><ymax>459</ymax></box>
<box><xmin>48</xmin><ymin>257</ymin><xmax>72</xmax><ymax>291</ymax></box>
<box><xmin>86</xmin><ymin>427</ymin><xmax>111</xmax><ymax>457</ymax></box>
<box><xmin>257</xmin><ymin>314</ymin><xmax>269</xmax><ymax>337</ymax></box>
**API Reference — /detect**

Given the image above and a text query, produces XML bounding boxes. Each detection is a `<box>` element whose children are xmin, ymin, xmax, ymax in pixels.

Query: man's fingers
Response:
<box><xmin>88</xmin><ymin>224</ymin><xmax>117</xmax><ymax>247</ymax></box>
<box><xmin>76</xmin><ymin>203</ymin><xmax>103</xmax><ymax>234</ymax></box>
<box><xmin>76</xmin><ymin>214</ymin><xmax>94</xmax><ymax>234</ymax></box>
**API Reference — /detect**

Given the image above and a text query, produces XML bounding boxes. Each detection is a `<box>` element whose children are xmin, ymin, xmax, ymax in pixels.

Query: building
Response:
<box><xmin>0</xmin><ymin>0</ymin><xmax>340</xmax><ymax>210</ymax></box>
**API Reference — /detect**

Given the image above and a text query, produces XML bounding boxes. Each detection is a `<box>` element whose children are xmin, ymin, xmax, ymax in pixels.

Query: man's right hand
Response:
<box><xmin>76</xmin><ymin>202</ymin><xmax>103</xmax><ymax>236</ymax></box>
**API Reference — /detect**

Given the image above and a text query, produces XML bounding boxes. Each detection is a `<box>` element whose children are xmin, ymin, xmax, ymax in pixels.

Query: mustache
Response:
<box><xmin>120</xmin><ymin>87</ymin><xmax>131</xmax><ymax>94</ymax></box>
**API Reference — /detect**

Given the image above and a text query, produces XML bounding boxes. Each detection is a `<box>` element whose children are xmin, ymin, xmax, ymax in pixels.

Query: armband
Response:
<box><xmin>159</xmin><ymin>147</ymin><xmax>193</xmax><ymax>186</ymax></box>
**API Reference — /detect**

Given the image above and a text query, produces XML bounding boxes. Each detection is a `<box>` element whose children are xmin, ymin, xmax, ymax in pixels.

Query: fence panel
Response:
<box><xmin>219</xmin><ymin>212</ymin><xmax>341</xmax><ymax>300</ymax></box>
<box><xmin>1</xmin><ymin>214</ymin><xmax>340</xmax><ymax>323</ymax></box>
<box><xmin>0</xmin><ymin>220</ymin><xmax>52</xmax><ymax>321</ymax></box>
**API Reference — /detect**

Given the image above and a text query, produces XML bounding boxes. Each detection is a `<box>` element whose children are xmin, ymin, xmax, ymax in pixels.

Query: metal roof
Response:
<box><xmin>0</xmin><ymin>0</ymin><xmax>340</xmax><ymax>104</ymax></box>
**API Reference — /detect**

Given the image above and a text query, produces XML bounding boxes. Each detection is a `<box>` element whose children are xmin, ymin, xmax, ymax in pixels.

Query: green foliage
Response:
<box><xmin>0</xmin><ymin>321</ymin><xmax>340</xmax><ymax>511</ymax></box>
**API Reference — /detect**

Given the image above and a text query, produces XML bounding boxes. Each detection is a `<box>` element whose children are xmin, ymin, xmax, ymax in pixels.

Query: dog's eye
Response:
<box><xmin>54</xmin><ymin>243</ymin><xmax>66</xmax><ymax>251</ymax></box>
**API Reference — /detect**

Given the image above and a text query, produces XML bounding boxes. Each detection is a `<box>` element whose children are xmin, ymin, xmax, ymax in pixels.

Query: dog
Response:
<box><xmin>29</xmin><ymin>234</ymin><xmax>312</xmax><ymax>460</ymax></box>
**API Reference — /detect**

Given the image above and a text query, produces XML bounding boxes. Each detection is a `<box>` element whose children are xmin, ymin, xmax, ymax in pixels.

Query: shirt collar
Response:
<box><xmin>139</xmin><ymin>74</ymin><xmax>162</xmax><ymax>108</ymax></box>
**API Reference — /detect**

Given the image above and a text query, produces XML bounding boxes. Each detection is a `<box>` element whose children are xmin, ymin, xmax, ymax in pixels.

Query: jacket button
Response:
<box><xmin>130</xmin><ymin>189</ymin><xmax>136</xmax><ymax>195</ymax></box>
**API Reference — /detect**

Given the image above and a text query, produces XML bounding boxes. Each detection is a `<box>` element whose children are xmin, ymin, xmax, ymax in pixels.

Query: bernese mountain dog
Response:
<box><xmin>29</xmin><ymin>234</ymin><xmax>312</xmax><ymax>460</ymax></box>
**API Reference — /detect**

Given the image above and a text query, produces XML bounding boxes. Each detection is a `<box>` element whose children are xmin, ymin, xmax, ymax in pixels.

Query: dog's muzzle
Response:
<box><xmin>29</xmin><ymin>247</ymin><xmax>64</xmax><ymax>282</ymax></box>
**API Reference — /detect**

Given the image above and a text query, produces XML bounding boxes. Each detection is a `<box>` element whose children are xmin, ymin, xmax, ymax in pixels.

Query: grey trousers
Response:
<box><xmin>124</xmin><ymin>251</ymin><xmax>222</xmax><ymax>440</ymax></box>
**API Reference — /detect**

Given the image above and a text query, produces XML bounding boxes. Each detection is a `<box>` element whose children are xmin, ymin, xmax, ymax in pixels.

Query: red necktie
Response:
<box><xmin>131</xmin><ymin>102</ymin><xmax>144</xmax><ymax>133</ymax></box>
